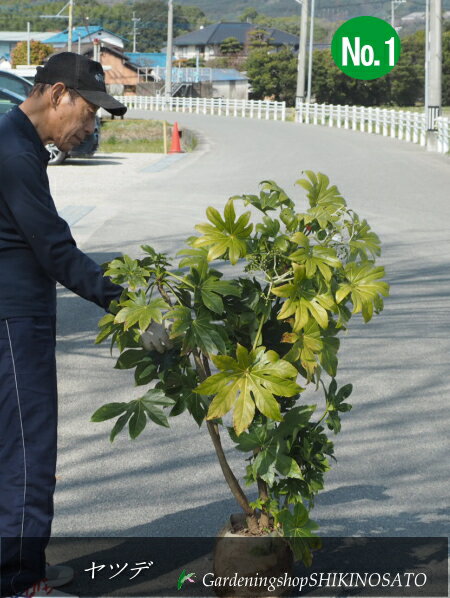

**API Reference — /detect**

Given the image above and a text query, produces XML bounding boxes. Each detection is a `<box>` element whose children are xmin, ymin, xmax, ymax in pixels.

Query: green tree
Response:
<box><xmin>94</xmin><ymin>171</ymin><xmax>388</xmax><ymax>556</ymax></box>
<box><xmin>239</xmin><ymin>7</ymin><xmax>259</xmax><ymax>23</ymax></box>
<box><xmin>245</xmin><ymin>47</ymin><xmax>297</xmax><ymax>105</ymax></box>
<box><xmin>312</xmin><ymin>49</ymin><xmax>391</xmax><ymax>106</ymax></box>
<box><xmin>220</xmin><ymin>37</ymin><xmax>243</xmax><ymax>56</ymax></box>
<box><xmin>443</xmin><ymin>31</ymin><xmax>450</xmax><ymax>105</ymax></box>
<box><xmin>11</xmin><ymin>40</ymin><xmax>53</xmax><ymax>66</ymax></box>
<box><xmin>246</xmin><ymin>28</ymin><xmax>274</xmax><ymax>51</ymax></box>
<box><xmin>387</xmin><ymin>30</ymin><xmax>424</xmax><ymax>106</ymax></box>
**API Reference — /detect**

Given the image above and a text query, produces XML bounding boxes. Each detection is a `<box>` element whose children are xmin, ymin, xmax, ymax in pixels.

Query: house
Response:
<box><xmin>124</xmin><ymin>52</ymin><xmax>169</xmax><ymax>69</ymax></box>
<box><xmin>43</xmin><ymin>26</ymin><xmax>126</xmax><ymax>51</ymax></box>
<box><xmin>400</xmin><ymin>12</ymin><xmax>425</xmax><ymax>23</ymax></box>
<box><xmin>171</xmin><ymin>23</ymin><xmax>299</xmax><ymax>61</ymax></box>
<box><xmin>82</xmin><ymin>44</ymin><xmax>139</xmax><ymax>94</ymax></box>
<box><xmin>0</xmin><ymin>31</ymin><xmax>58</xmax><ymax>59</ymax></box>
<box><xmin>401</xmin><ymin>10</ymin><xmax>450</xmax><ymax>24</ymax></box>
<box><xmin>151</xmin><ymin>66</ymin><xmax>249</xmax><ymax>100</ymax></box>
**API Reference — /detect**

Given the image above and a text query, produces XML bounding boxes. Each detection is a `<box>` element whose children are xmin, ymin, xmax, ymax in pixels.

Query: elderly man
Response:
<box><xmin>0</xmin><ymin>53</ymin><xmax>128</xmax><ymax>598</ymax></box>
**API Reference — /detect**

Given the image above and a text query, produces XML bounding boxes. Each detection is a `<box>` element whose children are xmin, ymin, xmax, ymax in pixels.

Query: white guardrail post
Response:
<box><xmin>112</xmin><ymin>96</ymin><xmax>287</xmax><ymax>122</ymax></box>
<box><xmin>292</xmin><ymin>101</ymin><xmax>450</xmax><ymax>153</ymax></box>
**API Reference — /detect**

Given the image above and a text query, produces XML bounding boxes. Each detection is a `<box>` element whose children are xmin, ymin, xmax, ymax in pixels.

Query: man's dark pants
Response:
<box><xmin>0</xmin><ymin>316</ymin><xmax>57</xmax><ymax>597</ymax></box>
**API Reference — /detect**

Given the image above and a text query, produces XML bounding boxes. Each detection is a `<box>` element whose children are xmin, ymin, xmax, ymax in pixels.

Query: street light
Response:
<box><xmin>391</xmin><ymin>0</ymin><xmax>406</xmax><ymax>29</ymax></box>
<box><xmin>307</xmin><ymin>0</ymin><xmax>315</xmax><ymax>103</ymax></box>
<box><xmin>40</xmin><ymin>0</ymin><xmax>74</xmax><ymax>51</ymax></box>
<box><xmin>294</xmin><ymin>0</ymin><xmax>308</xmax><ymax>106</ymax></box>
<box><xmin>165</xmin><ymin>0</ymin><xmax>173</xmax><ymax>98</ymax></box>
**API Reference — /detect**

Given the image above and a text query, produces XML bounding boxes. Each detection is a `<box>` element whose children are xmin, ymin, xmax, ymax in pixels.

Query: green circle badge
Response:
<box><xmin>331</xmin><ymin>16</ymin><xmax>401</xmax><ymax>80</ymax></box>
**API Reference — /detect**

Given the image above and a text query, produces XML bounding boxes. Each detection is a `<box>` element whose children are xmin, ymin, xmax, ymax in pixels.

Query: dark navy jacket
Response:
<box><xmin>0</xmin><ymin>106</ymin><xmax>123</xmax><ymax>318</ymax></box>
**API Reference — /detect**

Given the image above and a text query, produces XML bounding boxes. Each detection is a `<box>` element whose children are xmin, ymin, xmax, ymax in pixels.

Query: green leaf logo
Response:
<box><xmin>177</xmin><ymin>569</ymin><xmax>196</xmax><ymax>590</ymax></box>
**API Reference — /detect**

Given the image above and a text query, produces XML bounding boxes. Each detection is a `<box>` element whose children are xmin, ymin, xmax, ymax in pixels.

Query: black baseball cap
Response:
<box><xmin>34</xmin><ymin>52</ymin><xmax>127</xmax><ymax>116</ymax></box>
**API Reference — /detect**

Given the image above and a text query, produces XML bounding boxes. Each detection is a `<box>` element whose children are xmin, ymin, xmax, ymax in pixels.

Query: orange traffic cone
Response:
<box><xmin>169</xmin><ymin>121</ymin><xmax>183</xmax><ymax>154</ymax></box>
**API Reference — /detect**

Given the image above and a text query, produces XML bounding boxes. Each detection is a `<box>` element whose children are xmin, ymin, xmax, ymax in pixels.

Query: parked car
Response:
<box><xmin>0</xmin><ymin>69</ymin><xmax>101</xmax><ymax>165</ymax></box>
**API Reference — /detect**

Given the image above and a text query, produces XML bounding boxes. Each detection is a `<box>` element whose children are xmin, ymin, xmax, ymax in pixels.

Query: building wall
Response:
<box><xmin>99</xmin><ymin>51</ymin><xmax>138</xmax><ymax>89</ymax></box>
<box><xmin>212</xmin><ymin>80</ymin><xmax>248</xmax><ymax>100</ymax></box>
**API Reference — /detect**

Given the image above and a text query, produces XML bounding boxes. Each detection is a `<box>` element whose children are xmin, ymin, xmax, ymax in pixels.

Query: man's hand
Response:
<box><xmin>140</xmin><ymin>320</ymin><xmax>173</xmax><ymax>354</ymax></box>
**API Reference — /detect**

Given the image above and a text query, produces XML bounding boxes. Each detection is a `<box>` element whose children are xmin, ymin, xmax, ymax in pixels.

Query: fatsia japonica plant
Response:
<box><xmin>92</xmin><ymin>171</ymin><xmax>389</xmax><ymax>564</ymax></box>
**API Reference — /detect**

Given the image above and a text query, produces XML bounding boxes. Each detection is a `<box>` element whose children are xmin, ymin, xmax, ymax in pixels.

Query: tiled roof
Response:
<box><xmin>125</xmin><ymin>52</ymin><xmax>169</xmax><ymax>68</ymax></box>
<box><xmin>43</xmin><ymin>26</ymin><xmax>126</xmax><ymax>44</ymax></box>
<box><xmin>173</xmin><ymin>23</ymin><xmax>298</xmax><ymax>47</ymax></box>
<box><xmin>0</xmin><ymin>31</ymin><xmax>58</xmax><ymax>42</ymax></box>
<box><xmin>155</xmin><ymin>68</ymin><xmax>248</xmax><ymax>82</ymax></box>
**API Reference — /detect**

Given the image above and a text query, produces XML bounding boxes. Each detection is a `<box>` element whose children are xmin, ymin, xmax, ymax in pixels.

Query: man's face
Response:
<box><xmin>49</xmin><ymin>88</ymin><xmax>98</xmax><ymax>152</ymax></box>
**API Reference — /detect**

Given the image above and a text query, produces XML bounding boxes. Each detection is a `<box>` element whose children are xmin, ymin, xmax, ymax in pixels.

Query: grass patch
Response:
<box><xmin>100</xmin><ymin>118</ymin><xmax>165</xmax><ymax>153</ymax></box>
<box><xmin>99</xmin><ymin>118</ymin><xmax>166</xmax><ymax>153</ymax></box>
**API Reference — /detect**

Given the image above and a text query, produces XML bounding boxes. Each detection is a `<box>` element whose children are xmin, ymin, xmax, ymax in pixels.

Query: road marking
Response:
<box><xmin>141</xmin><ymin>153</ymin><xmax>187</xmax><ymax>173</ymax></box>
<box><xmin>59</xmin><ymin>205</ymin><xmax>95</xmax><ymax>226</ymax></box>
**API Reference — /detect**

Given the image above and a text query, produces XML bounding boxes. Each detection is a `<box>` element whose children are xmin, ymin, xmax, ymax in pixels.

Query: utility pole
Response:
<box><xmin>425</xmin><ymin>0</ymin><xmax>430</xmax><ymax>115</ymax></box>
<box><xmin>165</xmin><ymin>0</ymin><xmax>173</xmax><ymax>98</ymax></box>
<box><xmin>426</xmin><ymin>0</ymin><xmax>442</xmax><ymax>150</ymax></box>
<box><xmin>391</xmin><ymin>0</ymin><xmax>406</xmax><ymax>29</ymax></box>
<box><xmin>68</xmin><ymin>0</ymin><xmax>73</xmax><ymax>51</ymax></box>
<box><xmin>132</xmin><ymin>12</ymin><xmax>141</xmax><ymax>53</ymax></box>
<box><xmin>295</xmin><ymin>0</ymin><xmax>308</xmax><ymax>106</ymax></box>
<box><xmin>307</xmin><ymin>0</ymin><xmax>315</xmax><ymax>103</ymax></box>
<box><xmin>40</xmin><ymin>0</ymin><xmax>75</xmax><ymax>51</ymax></box>
<box><xmin>27</xmin><ymin>22</ymin><xmax>31</xmax><ymax>64</ymax></box>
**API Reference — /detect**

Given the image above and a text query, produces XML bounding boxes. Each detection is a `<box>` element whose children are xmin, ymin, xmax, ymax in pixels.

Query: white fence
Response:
<box><xmin>296</xmin><ymin>102</ymin><xmax>450</xmax><ymax>154</ymax></box>
<box><xmin>113</xmin><ymin>95</ymin><xmax>286</xmax><ymax>121</ymax></box>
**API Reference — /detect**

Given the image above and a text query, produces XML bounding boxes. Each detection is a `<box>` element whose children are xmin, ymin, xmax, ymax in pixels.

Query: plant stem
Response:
<box><xmin>251</xmin><ymin>281</ymin><xmax>273</xmax><ymax>351</ymax></box>
<box><xmin>254</xmin><ymin>448</ymin><xmax>270</xmax><ymax>528</ymax></box>
<box><xmin>167</xmin><ymin>271</ymin><xmax>195</xmax><ymax>289</ymax></box>
<box><xmin>192</xmin><ymin>349</ymin><xmax>258</xmax><ymax>531</ymax></box>
<box><xmin>156</xmin><ymin>281</ymin><xmax>173</xmax><ymax>308</ymax></box>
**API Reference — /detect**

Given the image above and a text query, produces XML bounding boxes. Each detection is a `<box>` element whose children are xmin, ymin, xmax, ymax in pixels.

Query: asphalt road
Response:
<box><xmin>46</xmin><ymin>111</ymin><xmax>449</xmax><ymax>549</ymax></box>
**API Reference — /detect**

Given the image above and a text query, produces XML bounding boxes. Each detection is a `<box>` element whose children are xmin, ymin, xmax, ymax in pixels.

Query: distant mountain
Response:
<box><xmin>171</xmin><ymin>0</ymin><xmax>298</xmax><ymax>20</ymax></box>
<box><xmin>143</xmin><ymin>0</ymin><xmax>450</xmax><ymax>22</ymax></box>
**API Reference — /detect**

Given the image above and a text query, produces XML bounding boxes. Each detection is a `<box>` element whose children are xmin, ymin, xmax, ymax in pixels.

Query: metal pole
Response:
<box><xmin>68</xmin><ymin>0</ymin><xmax>73</xmax><ymax>51</ymax></box>
<box><xmin>296</xmin><ymin>0</ymin><xmax>308</xmax><ymax>105</ymax></box>
<box><xmin>27</xmin><ymin>22</ymin><xmax>31</xmax><ymax>64</ymax></box>
<box><xmin>165</xmin><ymin>0</ymin><xmax>173</xmax><ymax>98</ymax></box>
<box><xmin>132</xmin><ymin>12</ymin><xmax>140</xmax><ymax>53</ymax></box>
<box><xmin>391</xmin><ymin>0</ymin><xmax>406</xmax><ymax>29</ymax></box>
<box><xmin>425</xmin><ymin>0</ymin><xmax>429</xmax><ymax>116</ymax></box>
<box><xmin>426</xmin><ymin>0</ymin><xmax>442</xmax><ymax>150</ymax></box>
<box><xmin>307</xmin><ymin>0</ymin><xmax>315</xmax><ymax>103</ymax></box>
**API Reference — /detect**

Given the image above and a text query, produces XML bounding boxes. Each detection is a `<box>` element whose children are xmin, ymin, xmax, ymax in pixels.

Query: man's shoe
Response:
<box><xmin>10</xmin><ymin>578</ymin><xmax>78</xmax><ymax>597</ymax></box>
<box><xmin>45</xmin><ymin>564</ymin><xmax>74</xmax><ymax>588</ymax></box>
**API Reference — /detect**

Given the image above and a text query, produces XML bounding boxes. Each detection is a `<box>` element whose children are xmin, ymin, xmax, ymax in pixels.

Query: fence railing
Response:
<box><xmin>296</xmin><ymin>102</ymin><xmax>450</xmax><ymax>154</ymax></box>
<box><xmin>436</xmin><ymin>116</ymin><xmax>450</xmax><ymax>153</ymax></box>
<box><xmin>113</xmin><ymin>95</ymin><xmax>287</xmax><ymax>121</ymax></box>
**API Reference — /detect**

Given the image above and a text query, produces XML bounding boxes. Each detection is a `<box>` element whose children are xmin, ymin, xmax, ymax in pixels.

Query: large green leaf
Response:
<box><xmin>296</xmin><ymin>171</ymin><xmax>347</xmax><ymax>229</ymax></box>
<box><xmin>195</xmin><ymin>345</ymin><xmax>303</xmax><ymax>435</ymax></box>
<box><xmin>289</xmin><ymin>233</ymin><xmax>341</xmax><ymax>282</ymax></box>
<box><xmin>114</xmin><ymin>348</ymin><xmax>148</xmax><ymax>370</ymax></box>
<box><xmin>336</xmin><ymin>262</ymin><xmax>389</xmax><ymax>322</ymax></box>
<box><xmin>194</xmin><ymin>274</ymin><xmax>241</xmax><ymax>314</ymax></box>
<box><xmin>347</xmin><ymin>216</ymin><xmax>381</xmax><ymax>260</ymax></box>
<box><xmin>228</xmin><ymin>422</ymin><xmax>273</xmax><ymax>452</ymax></box>
<box><xmin>192</xmin><ymin>199</ymin><xmax>253</xmax><ymax>264</ymax></box>
<box><xmin>91</xmin><ymin>402</ymin><xmax>129</xmax><ymax>422</ymax></box>
<box><xmin>104</xmin><ymin>254</ymin><xmax>150</xmax><ymax>290</ymax></box>
<box><xmin>277</xmin><ymin>503</ymin><xmax>320</xmax><ymax>565</ymax></box>
<box><xmin>237</xmin><ymin>180</ymin><xmax>294</xmax><ymax>214</ymax></box>
<box><xmin>283</xmin><ymin>320</ymin><xmax>323</xmax><ymax>378</ymax></box>
<box><xmin>272</xmin><ymin>267</ymin><xmax>336</xmax><ymax>331</ymax></box>
<box><xmin>114</xmin><ymin>293</ymin><xmax>168</xmax><ymax>331</ymax></box>
<box><xmin>167</xmin><ymin>306</ymin><xmax>227</xmax><ymax>355</ymax></box>
<box><xmin>141</xmin><ymin>388</ymin><xmax>176</xmax><ymax>428</ymax></box>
